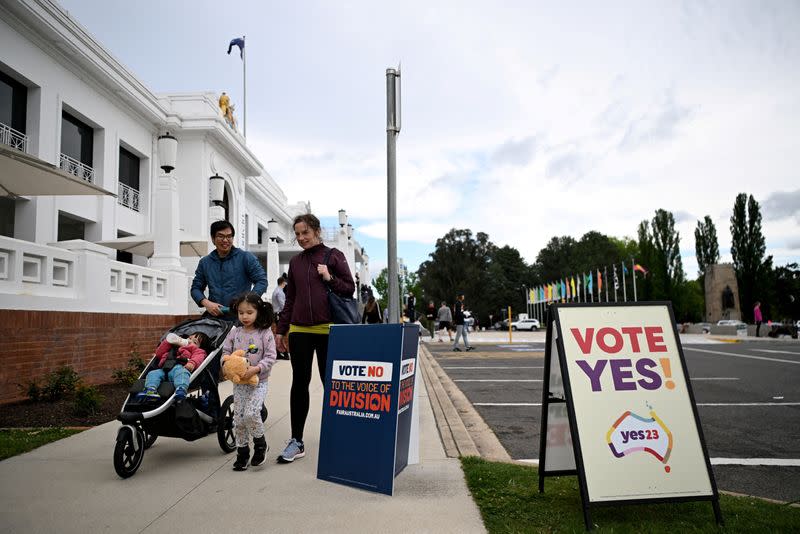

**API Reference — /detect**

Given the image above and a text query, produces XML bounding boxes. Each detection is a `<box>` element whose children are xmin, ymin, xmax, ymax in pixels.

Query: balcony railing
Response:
<box><xmin>59</xmin><ymin>153</ymin><xmax>95</xmax><ymax>183</ymax></box>
<box><xmin>0</xmin><ymin>122</ymin><xmax>28</xmax><ymax>153</ymax></box>
<box><xmin>117</xmin><ymin>182</ymin><xmax>140</xmax><ymax>212</ymax></box>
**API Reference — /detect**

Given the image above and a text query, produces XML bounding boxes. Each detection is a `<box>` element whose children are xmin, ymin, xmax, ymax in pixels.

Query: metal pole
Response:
<box><xmin>386</xmin><ymin>67</ymin><xmax>401</xmax><ymax>323</ymax></box>
<box><xmin>632</xmin><ymin>258</ymin><xmax>638</xmax><ymax>302</ymax></box>
<box><xmin>243</xmin><ymin>36</ymin><xmax>246</xmax><ymax>138</ymax></box>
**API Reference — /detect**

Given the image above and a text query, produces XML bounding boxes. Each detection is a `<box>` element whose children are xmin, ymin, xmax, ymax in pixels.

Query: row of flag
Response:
<box><xmin>528</xmin><ymin>260</ymin><xmax>649</xmax><ymax>304</ymax></box>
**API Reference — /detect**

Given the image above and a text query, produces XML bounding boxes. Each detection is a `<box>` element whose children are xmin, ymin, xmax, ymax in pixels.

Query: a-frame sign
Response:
<box><xmin>538</xmin><ymin>302</ymin><xmax>722</xmax><ymax>530</ymax></box>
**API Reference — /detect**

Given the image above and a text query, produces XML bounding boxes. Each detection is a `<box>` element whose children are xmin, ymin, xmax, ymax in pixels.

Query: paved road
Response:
<box><xmin>427</xmin><ymin>339</ymin><xmax>800</xmax><ymax>503</ymax></box>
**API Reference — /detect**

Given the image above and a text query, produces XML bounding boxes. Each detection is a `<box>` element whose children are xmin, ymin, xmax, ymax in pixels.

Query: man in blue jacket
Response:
<box><xmin>191</xmin><ymin>220</ymin><xmax>267</xmax><ymax>321</ymax></box>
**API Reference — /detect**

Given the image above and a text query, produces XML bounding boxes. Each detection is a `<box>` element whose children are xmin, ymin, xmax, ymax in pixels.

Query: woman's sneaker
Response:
<box><xmin>277</xmin><ymin>438</ymin><xmax>305</xmax><ymax>463</ymax></box>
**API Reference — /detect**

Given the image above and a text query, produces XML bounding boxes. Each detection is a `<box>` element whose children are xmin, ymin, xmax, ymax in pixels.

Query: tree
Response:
<box><xmin>730</xmin><ymin>193</ymin><xmax>768</xmax><ymax>322</ymax></box>
<box><xmin>417</xmin><ymin>228</ymin><xmax>494</xmax><ymax>321</ymax></box>
<box><xmin>486</xmin><ymin>245</ymin><xmax>534</xmax><ymax>322</ymax></box>
<box><xmin>532</xmin><ymin>236</ymin><xmax>578</xmax><ymax>282</ymax></box>
<box><xmin>637</xmin><ymin>210</ymin><xmax>685</xmax><ymax>310</ymax></box>
<box><xmin>374</xmin><ymin>268</ymin><xmax>419</xmax><ymax>317</ymax></box>
<box><xmin>636</xmin><ymin>220</ymin><xmax>656</xmax><ymax>301</ymax></box>
<box><xmin>694</xmin><ymin>216</ymin><xmax>720</xmax><ymax>277</ymax></box>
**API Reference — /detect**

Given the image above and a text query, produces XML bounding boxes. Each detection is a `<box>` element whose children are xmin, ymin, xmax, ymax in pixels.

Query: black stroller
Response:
<box><xmin>113</xmin><ymin>316</ymin><xmax>267</xmax><ymax>478</ymax></box>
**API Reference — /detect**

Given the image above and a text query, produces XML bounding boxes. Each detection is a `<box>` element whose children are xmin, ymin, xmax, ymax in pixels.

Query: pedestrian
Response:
<box><xmin>221</xmin><ymin>292</ymin><xmax>277</xmax><ymax>471</ymax></box>
<box><xmin>452</xmin><ymin>294</ymin><xmax>474</xmax><ymax>352</ymax></box>
<box><xmin>275</xmin><ymin>213</ymin><xmax>355</xmax><ymax>464</ymax></box>
<box><xmin>190</xmin><ymin>220</ymin><xmax>267</xmax><ymax>322</ymax></box>
<box><xmin>362</xmin><ymin>295</ymin><xmax>382</xmax><ymax>324</ymax></box>
<box><xmin>425</xmin><ymin>300</ymin><xmax>436</xmax><ymax>339</ymax></box>
<box><xmin>754</xmin><ymin>301</ymin><xmax>763</xmax><ymax>337</ymax></box>
<box><xmin>405</xmin><ymin>292</ymin><xmax>416</xmax><ymax>322</ymax></box>
<box><xmin>271</xmin><ymin>276</ymin><xmax>290</xmax><ymax>360</ymax></box>
<box><xmin>436</xmin><ymin>301</ymin><xmax>453</xmax><ymax>342</ymax></box>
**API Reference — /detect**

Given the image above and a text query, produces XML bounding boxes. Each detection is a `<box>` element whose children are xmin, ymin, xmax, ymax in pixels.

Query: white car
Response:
<box><xmin>510</xmin><ymin>318</ymin><xmax>540</xmax><ymax>331</ymax></box>
<box><xmin>717</xmin><ymin>320</ymin><xmax>747</xmax><ymax>329</ymax></box>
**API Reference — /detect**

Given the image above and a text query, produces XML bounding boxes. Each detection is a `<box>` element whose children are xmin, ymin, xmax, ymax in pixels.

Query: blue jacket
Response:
<box><xmin>190</xmin><ymin>247</ymin><xmax>267</xmax><ymax>309</ymax></box>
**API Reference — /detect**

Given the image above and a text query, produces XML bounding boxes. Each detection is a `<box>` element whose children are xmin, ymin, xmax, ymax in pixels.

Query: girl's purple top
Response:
<box><xmin>222</xmin><ymin>326</ymin><xmax>277</xmax><ymax>381</ymax></box>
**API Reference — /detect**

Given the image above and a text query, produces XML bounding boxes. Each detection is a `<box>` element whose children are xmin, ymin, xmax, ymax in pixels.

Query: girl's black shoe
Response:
<box><xmin>251</xmin><ymin>436</ymin><xmax>268</xmax><ymax>467</ymax></box>
<box><xmin>233</xmin><ymin>446</ymin><xmax>250</xmax><ymax>471</ymax></box>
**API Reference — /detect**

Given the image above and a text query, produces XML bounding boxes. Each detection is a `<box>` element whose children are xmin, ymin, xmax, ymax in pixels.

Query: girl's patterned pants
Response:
<box><xmin>233</xmin><ymin>381</ymin><xmax>268</xmax><ymax>447</ymax></box>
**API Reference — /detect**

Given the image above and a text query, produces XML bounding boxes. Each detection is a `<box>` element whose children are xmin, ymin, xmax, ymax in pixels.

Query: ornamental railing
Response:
<box><xmin>59</xmin><ymin>153</ymin><xmax>95</xmax><ymax>183</ymax></box>
<box><xmin>0</xmin><ymin>121</ymin><xmax>28</xmax><ymax>153</ymax></box>
<box><xmin>117</xmin><ymin>182</ymin><xmax>140</xmax><ymax>212</ymax></box>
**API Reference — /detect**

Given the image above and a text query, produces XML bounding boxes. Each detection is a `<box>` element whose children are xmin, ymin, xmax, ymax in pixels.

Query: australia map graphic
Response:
<box><xmin>606</xmin><ymin>408</ymin><xmax>674</xmax><ymax>472</ymax></box>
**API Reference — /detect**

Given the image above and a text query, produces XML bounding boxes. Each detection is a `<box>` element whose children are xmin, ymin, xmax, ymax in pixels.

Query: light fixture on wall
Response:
<box><xmin>338</xmin><ymin>209</ymin><xmax>347</xmax><ymax>227</ymax></box>
<box><xmin>157</xmin><ymin>132</ymin><xmax>177</xmax><ymax>173</ymax></box>
<box><xmin>347</xmin><ymin>223</ymin><xmax>353</xmax><ymax>239</ymax></box>
<box><xmin>267</xmin><ymin>218</ymin><xmax>278</xmax><ymax>241</ymax></box>
<box><xmin>209</xmin><ymin>174</ymin><xmax>225</xmax><ymax>205</ymax></box>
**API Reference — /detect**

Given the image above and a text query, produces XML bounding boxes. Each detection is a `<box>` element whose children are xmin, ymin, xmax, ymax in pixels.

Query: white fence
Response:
<box><xmin>0</xmin><ymin>236</ymin><xmax>189</xmax><ymax>314</ymax></box>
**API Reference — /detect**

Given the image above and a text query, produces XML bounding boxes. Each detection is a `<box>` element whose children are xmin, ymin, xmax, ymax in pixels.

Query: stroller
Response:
<box><xmin>113</xmin><ymin>316</ymin><xmax>267</xmax><ymax>478</ymax></box>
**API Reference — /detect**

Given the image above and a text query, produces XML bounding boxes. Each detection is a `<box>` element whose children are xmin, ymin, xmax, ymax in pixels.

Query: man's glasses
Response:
<box><xmin>215</xmin><ymin>234</ymin><xmax>234</xmax><ymax>241</ymax></box>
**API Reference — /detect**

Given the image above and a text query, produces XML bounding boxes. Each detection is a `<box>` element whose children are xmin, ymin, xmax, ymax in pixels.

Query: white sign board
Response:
<box><xmin>556</xmin><ymin>304</ymin><xmax>714</xmax><ymax>502</ymax></box>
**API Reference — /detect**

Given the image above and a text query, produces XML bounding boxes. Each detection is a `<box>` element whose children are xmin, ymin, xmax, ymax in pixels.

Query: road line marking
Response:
<box><xmin>752</xmin><ymin>349</ymin><xmax>800</xmax><ymax>355</ymax></box>
<box><xmin>442</xmin><ymin>366</ymin><xmax>543</xmax><ymax>369</ymax></box>
<box><xmin>691</xmin><ymin>377</ymin><xmax>739</xmax><ymax>380</ymax></box>
<box><xmin>697</xmin><ymin>402</ymin><xmax>800</xmax><ymax>406</ymax></box>
<box><xmin>515</xmin><ymin>458</ymin><xmax>800</xmax><ymax>467</ymax></box>
<box><xmin>684</xmin><ymin>347</ymin><xmax>800</xmax><ymax>365</ymax></box>
<box><xmin>454</xmin><ymin>379</ymin><xmax>542</xmax><ymax>383</ymax></box>
<box><xmin>475</xmin><ymin>402</ymin><xmax>542</xmax><ymax>406</ymax></box>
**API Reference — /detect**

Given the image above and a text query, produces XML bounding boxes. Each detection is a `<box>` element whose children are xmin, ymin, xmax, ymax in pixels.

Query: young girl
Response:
<box><xmin>222</xmin><ymin>292</ymin><xmax>277</xmax><ymax>471</ymax></box>
<box><xmin>138</xmin><ymin>331</ymin><xmax>209</xmax><ymax>400</ymax></box>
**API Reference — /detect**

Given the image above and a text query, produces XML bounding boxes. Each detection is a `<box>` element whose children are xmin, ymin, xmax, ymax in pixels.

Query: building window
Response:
<box><xmin>118</xmin><ymin>146</ymin><xmax>140</xmax><ymax>211</ymax></box>
<box><xmin>61</xmin><ymin>112</ymin><xmax>93</xmax><ymax>166</ymax></box>
<box><xmin>57</xmin><ymin>212</ymin><xmax>85</xmax><ymax>241</ymax></box>
<box><xmin>116</xmin><ymin>231</ymin><xmax>133</xmax><ymax>264</ymax></box>
<box><xmin>0</xmin><ymin>197</ymin><xmax>14</xmax><ymax>237</ymax></box>
<box><xmin>0</xmin><ymin>70</ymin><xmax>28</xmax><ymax>152</ymax></box>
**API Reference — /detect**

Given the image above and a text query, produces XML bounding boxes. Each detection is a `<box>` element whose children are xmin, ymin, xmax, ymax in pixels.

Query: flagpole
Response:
<box><xmin>622</xmin><ymin>261</ymin><xmax>627</xmax><ymax>301</ymax></box>
<box><xmin>604</xmin><ymin>266</ymin><xmax>609</xmax><ymax>302</ymax></box>
<box><xmin>632</xmin><ymin>258</ymin><xmax>638</xmax><ymax>302</ymax></box>
<box><xmin>242</xmin><ymin>35</ymin><xmax>247</xmax><ymax>138</ymax></box>
<box><xmin>613</xmin><ymin>265</ymin><xmax>618</xmax><ymax>302</ymax></box>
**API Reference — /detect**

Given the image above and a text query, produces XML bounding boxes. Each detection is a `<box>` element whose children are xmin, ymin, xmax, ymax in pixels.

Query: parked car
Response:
<box><xmin>717</xmin><ymin>320</ymin><xmax>746</xmax><ymax>327</ymax></box>
<box><xmin>510</xmin><ymin>318</ymin><xmax>540</xmax><ymax>331</ymax></box>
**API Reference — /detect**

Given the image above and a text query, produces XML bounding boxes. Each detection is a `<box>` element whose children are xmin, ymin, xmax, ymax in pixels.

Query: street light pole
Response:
<box><xmin>386</xmin><ymin>67</ymin><xmax>401</xmax><ymax>323</ymax></box>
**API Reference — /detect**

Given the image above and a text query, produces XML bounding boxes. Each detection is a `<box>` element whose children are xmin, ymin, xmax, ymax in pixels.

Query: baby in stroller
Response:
<box><xmin>137</xmin><ymin>331</ymin><xmax>210</xmax><ymax>401</ymax></box>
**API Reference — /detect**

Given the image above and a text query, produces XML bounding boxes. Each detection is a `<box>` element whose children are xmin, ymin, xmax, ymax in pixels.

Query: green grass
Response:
<box><xmin>461</xmin><ymin>456</ymin><xmax>800</xmax><ymax>533</ymax></box>
<box><xmin>0</xmin><ymin>428</ymin><xmax>84</xmax><ymax>461</ymax></box>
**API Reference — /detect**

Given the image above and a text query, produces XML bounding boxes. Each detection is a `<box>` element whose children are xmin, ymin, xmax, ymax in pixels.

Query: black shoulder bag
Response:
<box><xmin>322</xmin><ymin>248</ymin><xmax>360</xmax><ymax>324</ymax></box>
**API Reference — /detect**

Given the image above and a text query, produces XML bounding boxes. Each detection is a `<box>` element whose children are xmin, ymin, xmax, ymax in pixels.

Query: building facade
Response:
<box><xmin>0</xmin><ymin>0</ymin><xmax>370</xmax><ymax>316</ymax></box>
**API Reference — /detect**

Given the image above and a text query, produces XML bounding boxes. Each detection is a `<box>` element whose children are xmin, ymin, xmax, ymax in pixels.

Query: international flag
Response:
<box><xmin>570</xmin><ymin>277</ymin><xmax>576</xmax><ymax>298</ymax></box>
<box><xmin>597</xmin><ymin>269</ymin><xmax>603</xmax><ymax>293</ymax></box>
<box><xmin>613</xmin><ymin>265</ymin><xmax>620</xmax><ymax>290</ymax></box>
<box><xmin>586</xmin><ymin>272</ymin><xmax>593</xmax><ymax>293</ymax></box>
<box><xmin>622</xmin><ymin>263</ymin><xmax>629</xmax><ymax>275</ymax></box>
<box><xmin>634</xmin><ymin>264</ymin><xmax>649</xmax><ymax>276</ymax></box>
<box><xmin>561</xmin><ymin>279</ymin><xmax>566</xmax><ymax>299</ymax></box>
<box><xmin>227</xmin><ymin>37</ymin><xmax>245</xmax><ymax>59</ymax></box>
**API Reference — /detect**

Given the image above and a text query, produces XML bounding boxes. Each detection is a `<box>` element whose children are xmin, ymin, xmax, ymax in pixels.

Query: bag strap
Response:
<box><xmin>322</xmin><ymin>247</ymin><xmax>335</xmax><ymax>292</ymax></box>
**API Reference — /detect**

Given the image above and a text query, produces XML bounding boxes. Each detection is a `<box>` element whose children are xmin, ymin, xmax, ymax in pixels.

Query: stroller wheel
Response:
<box><xmin>114</xmin><ymin>426</ymin><xmax>145</xmax><ymax>478</ymax></box>
<box><xmin>217</xmin><ymin>396</ymin><xmax>236</xmax><ymax>453</ymax></box>
<box><xmin>143</xmin><ymin>429</ymin><xmax>157</xmax><ymax>449</ymax></box>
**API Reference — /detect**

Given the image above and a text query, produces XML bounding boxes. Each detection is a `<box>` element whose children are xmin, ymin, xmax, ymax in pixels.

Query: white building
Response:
<box><xmin>0</xmin><ymin>0</ymin><xmax>370</xmax><ymax>315</ymax></box>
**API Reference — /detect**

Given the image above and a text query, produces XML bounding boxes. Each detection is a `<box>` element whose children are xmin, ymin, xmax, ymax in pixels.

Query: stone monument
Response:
<box><xmin>705</xmin><ymin>264</ymin><xmax>741</xmax><ymax>322</ymax></box>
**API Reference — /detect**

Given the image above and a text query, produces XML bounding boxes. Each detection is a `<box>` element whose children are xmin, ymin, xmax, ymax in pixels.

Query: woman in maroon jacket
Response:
<box><xmin>275</xmin><ymin>213</ymin><xmax>355</xmax><ymax>463</ymax></box>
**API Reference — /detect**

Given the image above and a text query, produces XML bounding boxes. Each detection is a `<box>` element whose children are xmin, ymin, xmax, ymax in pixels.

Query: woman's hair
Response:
<box><xmin>232</xmin><ymin>292</ymin><xmax>274</xmax><ymax>330</ymax></box>
<box><xmin>293</xmin><ymin>213</ymin><xmax>322</xmax><ymax>240</ymax></box>
<box><xmin>189</xmin><ymin>331</ymin><xmax>210</xmax><ymax>349</ymax></box>
<box><xmin>366</xmin><ymin>296</ymin><xmax>377</xmax><ymax>311</ymax></box>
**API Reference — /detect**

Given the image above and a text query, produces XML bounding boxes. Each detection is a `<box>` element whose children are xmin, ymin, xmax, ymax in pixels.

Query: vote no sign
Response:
<box><xmin>539</xmin><ymin>303</ymin><xmax>721</xmax><ymax>529</ymax></box>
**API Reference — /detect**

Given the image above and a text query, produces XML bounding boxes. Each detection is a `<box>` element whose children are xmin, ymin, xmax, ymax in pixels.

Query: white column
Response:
<box><xmin>267</xmin><ymin>240</ymin><xmax>280</xmax><ymax>298</ymax></box>
<box><xmin>149</xmin><ymin>172</ymin><xmax>184</xmax><ymax>272</ymax></box>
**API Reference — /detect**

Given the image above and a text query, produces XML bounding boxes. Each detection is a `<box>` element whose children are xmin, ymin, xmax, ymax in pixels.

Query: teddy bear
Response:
<box><xmin>221</xmin><ymin>349</ymin><xmax>259</xmax><ymax>385</ymax></box>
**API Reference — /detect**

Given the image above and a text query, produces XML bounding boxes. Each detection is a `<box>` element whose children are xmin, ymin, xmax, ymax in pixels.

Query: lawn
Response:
<box><xmin>0</xmin><ymin>428</ymin><xmax>85</xmax><ymax>461</ymax></box>
<box><xmin>461</xmin><ymin>456</ymin><xmax>800</xmax><ymax>533</ymax></box>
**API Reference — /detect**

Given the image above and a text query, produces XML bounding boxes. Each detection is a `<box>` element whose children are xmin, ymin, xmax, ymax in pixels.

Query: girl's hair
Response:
<box><xmin>189</xmin><ymin>331</ymin><xmax>210</xmax><ymax>349</ymax></box>
<box><xmin>232</xmin><ymin>292</ymin><xmax>274</xmax><ymax>330</ymax></box>
<box><xmin>293</xmin><ymin>213</ymin><xmax>322</xmax><ymax>240</ymax></box>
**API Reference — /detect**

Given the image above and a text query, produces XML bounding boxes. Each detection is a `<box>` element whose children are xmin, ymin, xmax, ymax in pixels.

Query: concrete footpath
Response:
<box><xmin>0</xmin><ymin>355</ymin><xmax>485</xmax><ymax>533</ymax></box>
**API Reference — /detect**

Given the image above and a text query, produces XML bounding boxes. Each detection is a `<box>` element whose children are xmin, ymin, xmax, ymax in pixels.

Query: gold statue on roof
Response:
<box><xmin>218</xmin><ymin>92</ymin><xmax>237</xmax><ymax>132</ymax></box>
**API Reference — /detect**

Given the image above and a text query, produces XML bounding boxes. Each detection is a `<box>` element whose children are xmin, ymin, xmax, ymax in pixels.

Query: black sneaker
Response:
<box><xmin>466</xmin><ymin>346</ymin><xmax>475</xmax><ymax>351</ymax></box>
<box><xmin>233</xmin><ymin>446</ymin><xmax>250</xmax><ymax>471</ymax></box>
<box><xmin>452</xmin><ymin>347</ymin><xmax>461</xmax><ymax>352</ymax></box>
<box><xmin>251</xmin><ymin>436</ymin><xmax>269</xmax><ymax>467</ymax></box>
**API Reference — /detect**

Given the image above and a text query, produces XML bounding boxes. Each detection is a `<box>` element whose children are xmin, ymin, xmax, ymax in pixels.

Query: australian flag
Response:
<box><xmin>227</xmin><ymin>37</ymin><xmax>245</xmax><ymax>59</ymax></box>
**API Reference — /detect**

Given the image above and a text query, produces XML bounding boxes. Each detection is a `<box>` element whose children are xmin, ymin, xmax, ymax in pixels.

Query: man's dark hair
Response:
<box><xmin>210</xmin><ymin>220</ymin><xmax>235</xmax><ymax>238</ymax></box>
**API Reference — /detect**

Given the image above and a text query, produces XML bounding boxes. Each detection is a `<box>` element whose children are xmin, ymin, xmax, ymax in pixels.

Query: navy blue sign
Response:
<box><xmin>317</xmin><ymin>323</ymin><xmax>419</xmax><ymax>495</ymax></box>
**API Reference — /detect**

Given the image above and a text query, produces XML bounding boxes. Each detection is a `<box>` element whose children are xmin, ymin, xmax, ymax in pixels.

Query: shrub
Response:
<box><xmin>72</xmin><ymin>384</ymin><xmax>104</xmax><ymax>417</ymax></box>
<box><xmin>21</xmin><ymin>380</ymin><xmax>42</xmax><ymax>402</ymax></box>
<box><xmin>112</xmin><ymin>347</ymin><xmax>146</xmax><ymax>386</ymax></box>
<box><xmin>40</xmin><ymin>366</ymin><xmax>81</xmax><ymax>402</ymax></box>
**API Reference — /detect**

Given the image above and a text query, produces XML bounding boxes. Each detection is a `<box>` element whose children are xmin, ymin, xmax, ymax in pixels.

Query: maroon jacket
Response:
<box><xmin>276</xmin><ymin>244</ymin><xmax>355</xmax><ymax>335</ymax></box>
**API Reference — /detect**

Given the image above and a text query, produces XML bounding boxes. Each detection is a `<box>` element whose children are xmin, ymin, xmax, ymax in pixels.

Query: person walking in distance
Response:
<box><xmin>754</xmin><ymin>301</ymin><xmax>763</xmax><ymax>337</ymax></box>
<box><xmin>271</xmin><ymin>276</ymin><xmax>290</xmax><ymax>360</ymax></box>
<box><xmin>452</xmin><ymin>294</ymin><xmax>474</xmax><ymax>352</ymax></box>
<box><xmin>425</xmin><ymin>300</ymin><xmax>436</xmax><ymax>339</ymax></box>
<box><xmin>361</xmin><ymin>295</ymin><xmax>382</xmax><ymax>324</ymax></box>
<box><xmin>274</xmin><ymin>214</ymin><xmax>355</xmax><ymax>463</ymax></box>
<box><xmin>436</xmin><ymin>301</ymin><xmax>453</xmax><ymax>342</ymax></box>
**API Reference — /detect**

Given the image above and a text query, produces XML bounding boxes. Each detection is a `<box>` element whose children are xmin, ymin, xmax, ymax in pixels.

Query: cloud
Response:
<box><xmin>618</xmin><ymin>91</ymin><xmax>693</xmax><ymax>151</ymax></box>
<box><xmin>491</xmin><ymin>136</ymin><xmax>537</xmax><ymax>167</ymax></box>
<box><xmin>673</xmin><ymin>210</ymin><xmax>695</xmax><ymax>224</ymax></box>
<box><xmin>762</xmin><ymin>189</ymin><xmax>800</xmax><ymax>222</ymax></box>
<box><xmin>787</xmin><ymin>237</ymin><xmax>800</xmax><ymax>250</ymax></box>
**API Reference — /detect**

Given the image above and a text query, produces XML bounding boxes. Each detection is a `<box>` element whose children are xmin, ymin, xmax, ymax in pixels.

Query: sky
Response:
<box><xmin>59</xmin><ymin>0</ymin><xmax>800</xmax><ymax>282</ymax></box>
